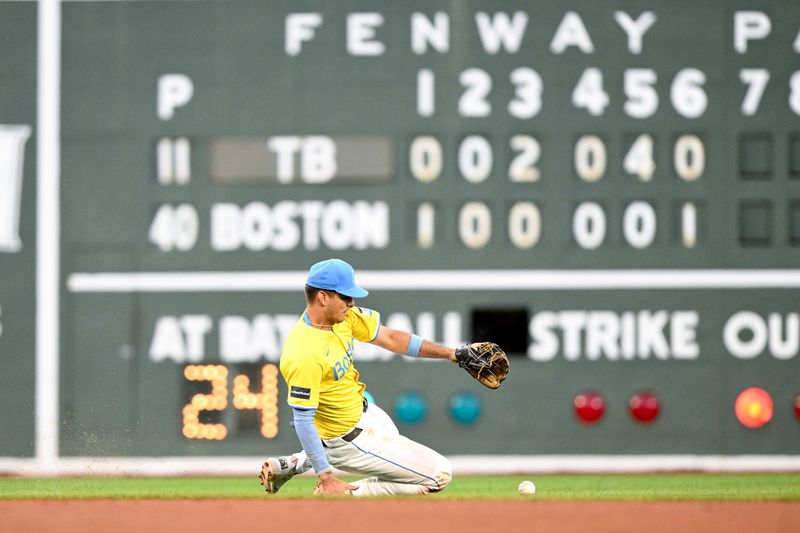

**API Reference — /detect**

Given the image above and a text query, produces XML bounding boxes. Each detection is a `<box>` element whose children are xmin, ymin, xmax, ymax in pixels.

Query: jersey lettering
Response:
<box><xmin>332</xmin><ymin>353</ymin><xmax>351</xmax><ymax>380</ymax></box>
<box><xmin>332</xmin><ymin>339</ymin><xmax>355</xmax><ymax>380</ymax></box>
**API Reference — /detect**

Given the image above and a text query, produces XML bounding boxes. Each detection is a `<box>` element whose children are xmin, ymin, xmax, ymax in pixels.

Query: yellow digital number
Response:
<box><xmin>182</xmin><ymin>364</ymin><xmax>279</xmax><ymax>440</ymax></box>
<box><xmin>182</xmin><ymin>365</ymin><xmax>228</xmax><ymax>440</ymax></box>
<box><xmin>233</xmin><ymin>364</ymin><xmax>279</xmax><ymax>438</ymax></box>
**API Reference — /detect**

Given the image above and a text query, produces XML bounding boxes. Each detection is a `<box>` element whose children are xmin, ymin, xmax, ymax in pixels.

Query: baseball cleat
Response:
<box><xmin>259</xmin><ymin>456</ymin><xmax>296</xmax><ymax>493</ymax></box>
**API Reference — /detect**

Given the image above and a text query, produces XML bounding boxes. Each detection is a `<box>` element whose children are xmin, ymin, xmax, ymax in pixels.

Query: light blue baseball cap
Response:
<box><xmin>306</xmin><ymin>259</ymin><xmax>369</xmax><ymax>298</ymax></box>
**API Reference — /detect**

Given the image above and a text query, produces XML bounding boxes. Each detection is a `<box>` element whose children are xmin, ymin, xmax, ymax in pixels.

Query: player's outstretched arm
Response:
<box><xmin>292</xmin><ymin>407</ymin><xmax>357</xmax><ymax>495</ymax></box>
<box><xmin>371</xmin><ymin>326</ymin><xmax>457</xmax><ymax>362</ymax></box>
<box><xmin>371</xmin><ymin>328</ymin><xmax>509</xmax><ymax>388</ymax></box>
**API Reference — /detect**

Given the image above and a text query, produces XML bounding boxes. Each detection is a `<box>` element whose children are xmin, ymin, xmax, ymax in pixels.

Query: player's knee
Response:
<box><xmin>427</xmin><ymin>458</ymin><xmax>452</xmax><ymax>493</ymax></box>
<box><xmin>437</xmin><ymin>466</ymin><xmax>453</xmax><ymax>491</ymax></box>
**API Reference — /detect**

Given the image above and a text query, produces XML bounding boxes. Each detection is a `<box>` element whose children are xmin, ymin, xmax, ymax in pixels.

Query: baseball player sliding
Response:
<box><xmin>259</xmin><ymin>259</ymin><xmax>509</xmax><ymax>496</ymax></box>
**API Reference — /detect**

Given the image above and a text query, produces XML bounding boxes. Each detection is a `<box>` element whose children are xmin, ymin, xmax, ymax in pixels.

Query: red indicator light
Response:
<box><xmin>735</xmin><ymin>387</ymin><xmax>773</xmax><ymax>429</ymax></box>
<box><xmin>574</xmin><ymin>390</ymin><xmax>605</xmax><ymax>424</ymax></box>
<box><xmin>629</xmin><ymin>391</ymin><xmax>661</xmax><ymax>423</ymax></box>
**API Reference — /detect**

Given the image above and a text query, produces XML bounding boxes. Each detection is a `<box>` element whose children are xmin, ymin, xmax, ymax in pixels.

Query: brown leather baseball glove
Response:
<box><xmin>454</xmin><ymin>342</ymin><xmax>509</xmax><ymax>389</ymax></box>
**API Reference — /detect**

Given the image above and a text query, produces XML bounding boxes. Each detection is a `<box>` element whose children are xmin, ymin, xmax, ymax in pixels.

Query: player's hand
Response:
<box><xmin>314</xmin><ymin>472</ymin><xmax>357</xmax><ymax>495</ymax></box>
<box><xmin>448</xmin><ymin>349</ymin><xmax>458</xmax><ymax>363</ymax></box>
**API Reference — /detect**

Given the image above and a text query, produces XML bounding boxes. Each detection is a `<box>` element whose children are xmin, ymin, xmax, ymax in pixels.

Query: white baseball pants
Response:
<box><xmin>295</xmin><ymin>402</ymin><xmax>452</xmax><ymax>496</ymax></box>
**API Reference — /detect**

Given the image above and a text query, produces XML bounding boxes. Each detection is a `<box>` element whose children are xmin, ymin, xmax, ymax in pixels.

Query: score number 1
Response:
<box><xmin>182</xmin><ymin>364</ymin><xmax>279</xmax><ymax>440</ymax></box>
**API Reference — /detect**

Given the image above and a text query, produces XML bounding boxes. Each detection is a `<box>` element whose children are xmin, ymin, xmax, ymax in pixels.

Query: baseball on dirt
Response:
<box><xmin>517</xmin><ymin>480</ymin><xmax>536</xmax><ymax>495</ymax></box>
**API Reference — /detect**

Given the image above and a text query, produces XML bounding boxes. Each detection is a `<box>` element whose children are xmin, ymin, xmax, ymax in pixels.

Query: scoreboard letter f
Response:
<box><xmin>286</xmin><ymin>13</ymin><xmax>322</xmax><ymax>56</ymax></box>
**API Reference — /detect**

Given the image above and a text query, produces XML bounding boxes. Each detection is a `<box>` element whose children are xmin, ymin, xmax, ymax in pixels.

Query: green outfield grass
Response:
<box><xmin>1</xmin><ymin>474</ymin><xmax>800</xmax><ymax>500</ymax></box>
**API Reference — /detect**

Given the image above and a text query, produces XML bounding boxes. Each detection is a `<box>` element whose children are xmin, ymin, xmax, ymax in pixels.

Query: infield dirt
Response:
<box><xmin>2</xmin><ymin>499</ymin><xmax>799</xmax><ymax>533</ymax></box>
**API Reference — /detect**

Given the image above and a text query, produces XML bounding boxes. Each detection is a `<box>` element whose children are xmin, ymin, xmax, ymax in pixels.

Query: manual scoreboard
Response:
<box><xmin>0</xmin><ymin>1</ymin><xmax>36</xmax><ymax>458</ymax></box>
<box><xmin>1</xmin><ymin>0</ymin><xmax>799</xmax><ymax>459</ymax></box>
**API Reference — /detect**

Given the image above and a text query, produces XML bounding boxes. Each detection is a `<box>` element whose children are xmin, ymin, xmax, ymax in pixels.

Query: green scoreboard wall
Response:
<box><xmin>2</xmin><ymin>0</ymin><xmax>800</xmax><ymax>461</ymax></box>
<box><xmin>0</xmin><ymin>1</ymin><xmax>37</xmax><ymax>457</ymax></box>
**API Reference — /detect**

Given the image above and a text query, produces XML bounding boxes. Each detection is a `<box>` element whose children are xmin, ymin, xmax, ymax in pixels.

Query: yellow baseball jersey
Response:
<box><xmin>280</xmin><ymin>306</ymin><xmax>381</xmax><ymax>439</ymax></box>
